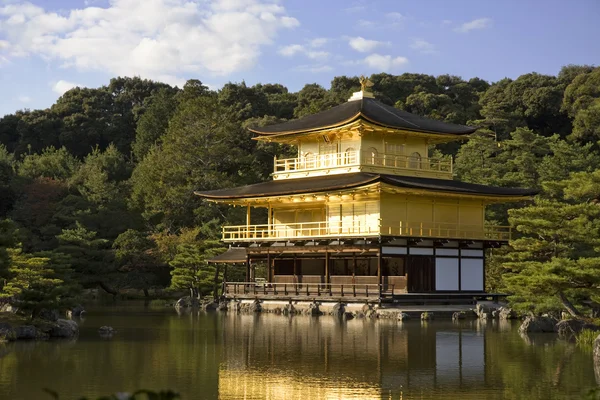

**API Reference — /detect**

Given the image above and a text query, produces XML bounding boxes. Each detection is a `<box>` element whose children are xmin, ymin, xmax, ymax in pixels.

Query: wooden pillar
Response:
<box><xmin>267</xmin><ymin>252</ymin><xmax>272</xmax><ymax>283</ymax></box>
<box><xmin>267</xmin><ymin>203</ymin><xmax>272</xmax><ymax>237</ymax></box>
<box><xmin>246</xmin><ymin>203</ymin><xmax>250</xmax><ymax>230</ymax></box>
<box><xmin>293</xmin><ymin>255</ymin><xmax>298</xmax><ymax>277</ymax></box>
<box><xmin>377</xmin><ymin>249</ymin><xmax>382</xmax><ymax>297</ymax></box>
<box><xmin>325</xmin><ymin>251</ymin><xmax>330</xmax><ymax>284</ymax></box>
<box><xmin>245</xmin><ymin>255</ymin><xmax>250</xmax><ymax>282</ymax></box>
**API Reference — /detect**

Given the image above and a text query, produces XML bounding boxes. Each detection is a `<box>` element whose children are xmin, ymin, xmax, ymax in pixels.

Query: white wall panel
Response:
<box><xmin>461</xmin><ymin>258</ymin><xmax>484</xmax><ymax>291</ymax></box>
<box><xmin>410</xmin><ymin>248</ymin><xmax>434</xmax><ymax>255</ymax></box>
<box><xmin>435</xmin><ymin>258</ymin><xmax>459</xmax><ymax>290</ymax></box>
<box><xmin>436</xmin><ymin>248</ymin><xmax>459</xmax><ymax>256</ymax></box>
<box><xmin>382</xmin><ymin>246</ymin><xmax>407</xmax><ymax>255</ymax></box>
<box><xmin>461</xmin><ymin>249</ymin><xmax>484</xmax><ymax>257</ymax></box>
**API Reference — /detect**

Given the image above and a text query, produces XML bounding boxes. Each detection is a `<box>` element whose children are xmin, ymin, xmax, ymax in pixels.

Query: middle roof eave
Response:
<box><xmin>194</xmin><ymin>173</ymin><xmax>380</xmax><ymax>200</ymax></box>
<box><xmin>194</xmin><ymin>173</ymin><xmax>538</xmax><ymax>201</ymax></box>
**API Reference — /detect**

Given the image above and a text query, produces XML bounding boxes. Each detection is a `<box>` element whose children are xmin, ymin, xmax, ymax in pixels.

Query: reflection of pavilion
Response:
<box><xmin>217</xmin><ymin>315</ymin><xmax>486</xmax><ymax>399</ymax></box>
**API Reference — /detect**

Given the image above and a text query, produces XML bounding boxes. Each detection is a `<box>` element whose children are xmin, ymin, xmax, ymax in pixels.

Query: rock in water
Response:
<box><xmin>518</xmin><ymin>316</ymin><xmax>557</xmax><ymax>334</ymax></box>
<box><xmin>452</xmin><ymin>311</ymin><xmax>466</xmax><ymax>320</ymax></box>
<box><xmin>217</xmin><ymin>301</ymin><xmax>229</xmax><ymax>312</ymax></box>
<box><xmin>67</xmin><ymin>304</ymin><xmax>86</xmax><ymax>318</ymax></box>
<box><xmin>421</xmin><ymin>312</ymin><xmax>434</xmax><ymax>321</ymax></box>
<box><xmin>331</xmin><ymin>302</ymin><xmax>345</xmax><ymax>317</ymax></box>
<box><xmin>248</xmin><ymin>299</ymin><xmax>262</xmax><ymax>313</ymax></box>
<box><xmin>282</xmin><ymin>303</ymin><xmax>295</xmax><ymax>316</ymax></box>
<box><xmin>38</xmin><ymin>309</ymin><xmax>60</xmax><ymax>322</ymax></box>
<box><xmin>475</xmin><ymin>303</ymin><xmax>497</xmax><ymax>319</ymax></box>
<box><xmin>556</xmin><ymin>319</ymin><xmax>600</xmax><ymax>340</ymax></box>
<box><xmin>0</xmin><ymin>323</ymin><xmax>16</xmax><ymax>341</ymax></box>
<box><xmin>175</xmin><ymin>297</ymin><xmax>191</xmax><ymax>309</ymax></box>
<box><xmin>15</xmin><ymin>325</ymin><xmax>37</xmax><ymax>340</ymax></box>
<box><xmin>398</xmin><ymin>312</ymin><xmax>411</xmax><ymax>321</ymax></box>
<box><xmin>50</xmin><ymin>319</ymin><xmax>79</xmax><ymax>338</ymax></box>
<box><xmin>306</xmin><ymin>301</ymin><xmax>321</xmax><ymax>316</ymax></box>
<box><xmin>498</xmin><ymin>307</ymin><xmax>518</xmax><ymax>320</ymax></box>
<box><xmin>98</xmin><ymin>326</ymin><xmax>116</xmax><ymax>336</ymax></box>
<box><xmin>202</xmin><ymin>301</ymin><xmax>218</xmax><ymax>311</ymax></box>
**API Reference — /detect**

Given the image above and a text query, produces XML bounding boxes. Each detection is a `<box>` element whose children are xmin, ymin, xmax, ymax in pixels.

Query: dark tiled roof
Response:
<box><xmin>194</xmin><ymin>173</ymin><xmax>538</xmax><ymax>200</ymax></box>
<box><xmin>250</xmin><ymin>97</ymin><xmax>476</xmax><ymax>136</ymax></box>
<box><xmin>207</xmin><ymin>247</ymin><xmax>247</xmax><ymax>263</ymax></box>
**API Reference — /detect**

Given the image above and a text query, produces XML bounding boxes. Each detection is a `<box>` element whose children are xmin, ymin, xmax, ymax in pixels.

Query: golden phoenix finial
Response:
<box><xmin>359</xmin><ymin>75</ymin><xmax>374</xmax><ymax>92</ymax></box>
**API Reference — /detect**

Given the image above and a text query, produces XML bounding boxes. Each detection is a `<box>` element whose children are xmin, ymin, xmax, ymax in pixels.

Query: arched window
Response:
<box><xmin>409</xmin><ymin>152</ymin><xmax>422</xmax><ymax>169</ymax></box>
<box><xmin>344</xmin><ymin>147</ymin><xmax>356</xmax><ymax>165</ymax></box>
<box><xmin>367</xmin><ymin>147</ymin><xmax>379</xmax><ymax>165</ymax></box>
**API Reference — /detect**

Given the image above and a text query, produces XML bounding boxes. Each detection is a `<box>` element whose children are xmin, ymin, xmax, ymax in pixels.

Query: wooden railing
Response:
<box><xmin>222</xmin><ymin>220</ymin><xmax>511</xmax><ymax>241</ymax></box>
<box><xmin>224</xmin><ymin>282</ymin><xmax>393</xmax><ymax>299</ymax></box>
<box><xmin>273</xmin><ymin>150</ymin><xmax>452</xmax><ymax>177</ymax></box>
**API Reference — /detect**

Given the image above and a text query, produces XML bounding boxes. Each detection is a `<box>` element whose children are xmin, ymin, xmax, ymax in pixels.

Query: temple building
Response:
<box><xmin>195</xmin><ymin>78</ymin><xmax>536</xmax><ymax>302</ymax></box>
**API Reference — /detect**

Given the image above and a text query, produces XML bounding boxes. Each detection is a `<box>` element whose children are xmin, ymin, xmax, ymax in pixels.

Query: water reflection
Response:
<box><xmin>0</xmin><ymin>306</ymin><xmax>597</xmax><ymax>400</ymax></box>
<box><xmin>218</xmin><ymin>316</ymin><xmax>485</xmax><ymax>399</ymax></box>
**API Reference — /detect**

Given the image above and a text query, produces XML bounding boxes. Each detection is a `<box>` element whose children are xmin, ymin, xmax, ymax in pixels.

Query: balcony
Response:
<box><xmin>273</xmin><ymin>150</ymin><xmax>453</xmax><ymax>180</ymax></box>
<box><xmin>222</xmin><ymin>220</ymin><xmax>511</xmax><ymax>242</ymax></box>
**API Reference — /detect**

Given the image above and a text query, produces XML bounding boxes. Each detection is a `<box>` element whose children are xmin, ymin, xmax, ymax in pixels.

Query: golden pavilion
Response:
<box><xmin>196</xmin><ymin>79</ymin><xmax>536</xmax><ymax>302</ymax></box>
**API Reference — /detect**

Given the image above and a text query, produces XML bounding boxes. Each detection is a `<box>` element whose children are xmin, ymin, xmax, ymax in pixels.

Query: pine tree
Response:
<box><xmin>502</xmin><ymin>171</ymin><xmax>600</xmax><ymax>315</ymax></box>
<box><xmin>55</xmin><ymin>222</ymin><xmax>116</xmax><ymax>295</ymax></box>
<box><xmin>169</xmin><ymin>241</ymin><xmax>224</xmax><ymax>300</ymax></box>
<box><xmin>0</xmin><ymin>249</ymin><xmax>62</xmax><ymax>318</ymax></box>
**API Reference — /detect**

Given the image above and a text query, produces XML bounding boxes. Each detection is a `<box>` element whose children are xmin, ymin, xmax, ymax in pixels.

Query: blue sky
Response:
<box><xmin>0</xmin><ymin>0</ymin><xmax>599</xmax><ymax>117</ymax></box>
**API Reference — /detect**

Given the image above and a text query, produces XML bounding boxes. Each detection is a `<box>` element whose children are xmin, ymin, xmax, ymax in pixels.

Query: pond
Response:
<box><xmin>0</xmin><ymin>303</ymin><xmax>597</xmax><ymax>400</ymax></box>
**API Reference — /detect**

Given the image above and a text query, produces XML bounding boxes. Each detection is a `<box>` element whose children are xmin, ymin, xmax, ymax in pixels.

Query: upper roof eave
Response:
<box><xmin>249</xmin><ymin>97</ymin><xmax>477</xmax><ymax>137</ymax></box>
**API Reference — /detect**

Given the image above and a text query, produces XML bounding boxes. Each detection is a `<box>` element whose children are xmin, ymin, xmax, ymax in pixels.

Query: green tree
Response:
<box><xmin>562</xmin><ymin>67</ymin><xmax>600</xmax><ymax>142</ymax></box>
<box><xmin>55</xmin><ymin>223</ymin><xmax>117</xmax><ymax>295</ymax></box>
<box><xmin>293</xmin><ymin>83</ymin><xmax>339</xmax><ymax>118</ymax></box>
<box><xmin>132</xmin><ymin>88</ymin><xmax>179</xmax><ymax>161</ymax></box>
<box><xmin>169</xmin><ymin>241</ymin><xmax>224</xmax><ymax>299</ymax></box>
<box><xmin>0</xmin><ymin>144</ymin><xmax>16</xmax><ymax>217</ymax></box>
<box><xmin>503</xmin><ymin>172</ymin><xmax>600</xmax><ymax>315</ymax></box>
<box><xmin>0</xmin><ymin>219</ymin><xmax>17</xmax><ymax>285</ymax></box>
<box><xmin>18</xmin><ymin>147</ymin><xmax>81</xmax><ymax>181</ymax></box>
<box><xmin>131</xmin><ymin>95</ymin><xmax>258</xmax><ymax>231</ymax></box>
<box><xmin>113</xmin><ymin>229</ymin><xmax>165</xmax><ymax>295</ymax></box>
<box><xmin>0</xmin><ymin>249</ymin><xmax>64</xmax><ymax>318</ymax></box>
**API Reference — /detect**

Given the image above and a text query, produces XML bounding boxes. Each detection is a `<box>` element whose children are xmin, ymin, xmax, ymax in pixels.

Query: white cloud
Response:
<box><xmin>410</xmin><ymin>39</ymin><xmax>436</xmax><ymax>54</ymax></box>
<box><xmin>18</xmin><ymin>95</ymin><xmax>31</xmax><ymax>103</ymax></box>
<box><xmin>279</xmin><ymin>44</ymin><xmax>329</xmax><ymax>59</ymax></box>
<box><xmin>52</xmin><ymin>80</ymin><xmax>83</xmax><ymax>95</ymax></box>
<box><xmin>293</xmin><ymin>64</ymin><xmax>333</xmax><ymax>73</ymax></box>
<box><xmin>357</xmin><ymin>19</ymin><xmax>375</xmax><ymax>28</ymax></box>
<box><xmin>455</xmin><ymin>18</ymin><xmax>492</xmax><ymax>33</ymax></box>
<box><xmin>0</xmin><ymin>0</ymin><xmax>299</xmax><ymax>84</ymax></box>
<box><xmin>385</xmin><ymin>12</ymin><xmax>404</xmax><ymax>21</ymax></box>
<box><xmin>345</xmin><ymin>5</ymin><xmax>366</xmax><ymax>13</ymax></box>
<box><xmin>309</xmin><ymin>37</ymin><xmax>328</xmax><ymax>48</ymax></box>
<box><xmin>363</xmin><ymin>54</ymin><xmax>408</xmax><ymax>71</ymax></box>
<box><xmin>279</xmin><ymin>44</ymin><xmax>304</xmax><ymax>57</ymax></box>
<box><xmin>348</xmin><ymin>36</ymin><xmax>385</xmax><ymax>53</ymax></box>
